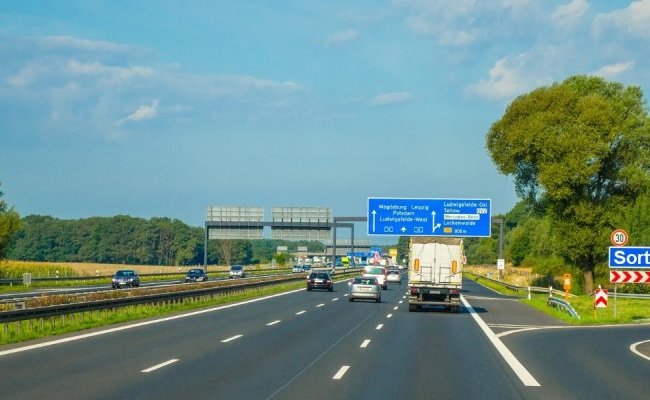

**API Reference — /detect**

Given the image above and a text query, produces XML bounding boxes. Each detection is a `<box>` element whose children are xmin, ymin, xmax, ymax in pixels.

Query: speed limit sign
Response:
<box><xmin>610</xmin><ymin>229</ymin><xmax>629</xmax><ymax>247</ymax></box>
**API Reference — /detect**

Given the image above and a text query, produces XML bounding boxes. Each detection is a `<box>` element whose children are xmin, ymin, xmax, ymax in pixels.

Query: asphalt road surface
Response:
<box><xmin>0</xmin><ymin>276</ymin><xmax>649</xmax><ymax>399</ymax></box>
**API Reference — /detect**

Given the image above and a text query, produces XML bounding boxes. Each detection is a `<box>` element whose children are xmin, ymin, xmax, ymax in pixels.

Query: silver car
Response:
<box><xmin>348</xmin><ymin>276</ymin><xmax>381</xmax><ymax>303</ymax></box>
<box><xmin>229</xmin><ymin>265</ymin><xmax>246</xmax><ymax>278</ymax></box>
<box><xmin>386</xmin><ymin>269</ymin><xmax>401</xmax><ymax>284</ymax></box>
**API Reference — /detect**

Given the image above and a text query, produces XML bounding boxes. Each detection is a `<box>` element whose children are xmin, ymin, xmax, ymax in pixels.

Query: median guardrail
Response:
<box><xmin>0</xmin><ymin>268</ymin><xmax>363</xmax><ymax>324</ymax></box>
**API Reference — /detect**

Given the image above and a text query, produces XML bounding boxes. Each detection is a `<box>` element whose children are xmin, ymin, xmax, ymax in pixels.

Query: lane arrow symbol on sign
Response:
<box><xmin>431</xmin><ymin>211</ymin><xmax>441</xmax><ymax>233</ymax></box>
<box><xmin>371</xmin><ymin>210</ymin><xmax>377</xmax><ymax>233</ymax></box>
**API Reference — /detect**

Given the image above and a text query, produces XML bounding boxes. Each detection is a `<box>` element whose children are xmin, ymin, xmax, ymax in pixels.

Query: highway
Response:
<box><xmin>0</xmin><ymin>276</ymin><xmax>649</xmax><ymax>399</ymax></box>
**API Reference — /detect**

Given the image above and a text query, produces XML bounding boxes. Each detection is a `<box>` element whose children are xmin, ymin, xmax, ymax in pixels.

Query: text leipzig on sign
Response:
<box><xmin>367</xmin><ymin>197</ymin><xmax>491</xmax><ymax>237</ymax></box>
<box><xmin>609</xmin><ymin>247</ymin><xmax>650</xmax><ymax>269</ymax></box>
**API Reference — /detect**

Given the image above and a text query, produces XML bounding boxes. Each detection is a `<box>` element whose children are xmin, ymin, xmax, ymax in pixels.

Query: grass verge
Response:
<box><xmin>466</xmin><ymin>273</ymin><xmax>650</xmax><ymax>325</ymax></box>
<box><xmin>0</xmin><ymin>281</ymin><xmax>305</xmax><ymax>345</ymax></box>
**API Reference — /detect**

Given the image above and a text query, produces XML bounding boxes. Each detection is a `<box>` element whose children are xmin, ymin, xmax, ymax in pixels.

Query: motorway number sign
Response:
<box><xmin>610</xmin><ymin>229</ymin><xmax>629</xmax><ymax>247</ymax></box>
<box><xmin>594</xmin><ymin>288</ymin><xmax>608</xmax><ymax>308</ymax></box>
<box><xmin>367</xmin><ymin>197</ymin><xmax>491</xmax><ymax>237</ymax></box>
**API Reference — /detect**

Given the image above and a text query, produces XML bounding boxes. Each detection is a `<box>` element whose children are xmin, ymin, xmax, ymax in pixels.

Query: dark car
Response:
<box><xmin>111</xmin><ymin>269</ymin><xmax>140</xmax><ymax>289</ymax></box>
<box><xmin>184</xmin><ymin>268</ymin><xmax>208</xmax><ymax>283</ymax></box>
<box><xmin>306</xmin><ymin>271</ymin><xmax>333</xmax><ymax>292</ymax></box>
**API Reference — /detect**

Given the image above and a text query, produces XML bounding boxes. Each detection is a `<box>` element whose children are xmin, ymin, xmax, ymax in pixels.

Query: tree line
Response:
<box><xmin>5</xmin><ymin>214</ymin><xmax>324</xmax><ymax>266</ymax></box>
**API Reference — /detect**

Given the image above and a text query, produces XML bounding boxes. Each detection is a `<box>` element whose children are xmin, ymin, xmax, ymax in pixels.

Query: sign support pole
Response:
<box><xmin>614</xmin><ymin>283</ymin><xmax>618</xmax><ymax>319</ymax></box>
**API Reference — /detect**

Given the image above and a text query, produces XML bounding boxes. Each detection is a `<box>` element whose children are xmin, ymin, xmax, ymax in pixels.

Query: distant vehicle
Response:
<box><xmin>111</xmin><ymin>269</ymin><xmax>140</xmax><ymax>289</ymax></box>
<box><xmin>363</xmin><ymin>266</ymin><xmax>387</xmax><ymax>290</ymax></box>
<box><xmin>302</xmin><ymin>264</ymin><xmax>312</xmax><ymax>272</ymax></box>
<box><xmin>292</xmin><ymin>265</ymin><xmax>304</xmax><ymax>273</ymax></box>
<box><xmin>386</xmin><ymin>269</ymin><xmax>401</xmax><ymax>284</ymax></box>
<box><xmin>348</xmin><ymin>276</ymin><xmax>381</xmax><ymax>302</ymax></box>
<box><xmin>306</xmin><ymin>271</ymin><xmax>333</xmax><ymax>292</ymax></box>
<box><xmin>229</xmin><ymin>265</ymin><xmax>246</xmax><ymax>278</ymax></box>
<box><xmin>184</xmin><ymin>268</ymin><xmax>208</xmax><ymax>282</ymax></box>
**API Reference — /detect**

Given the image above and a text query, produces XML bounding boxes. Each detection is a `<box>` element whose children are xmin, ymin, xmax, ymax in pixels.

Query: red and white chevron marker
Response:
<box><xmin>610</xmin><ymin>270</ymin><xmax>650</xmax><ymax>283</ymax></box>
<box><xmin>594</xmin><ymin>288</ymin><xmax>608</xmax><ymax>308</ymax></box>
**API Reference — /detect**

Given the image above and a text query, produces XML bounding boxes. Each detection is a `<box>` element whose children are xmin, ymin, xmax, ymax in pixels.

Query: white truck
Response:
<box><xmin>408</xmin><ymin>237</ymin><xmax>463</xmax><ymax>312</ymax></box>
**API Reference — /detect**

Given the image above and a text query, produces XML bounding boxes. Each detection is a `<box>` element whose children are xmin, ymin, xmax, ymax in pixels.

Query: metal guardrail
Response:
<box><xmin>0</xmin><ymin>268</ymin><xmax>363</xmax><ymax>323</ymax></box>
<box><xmin>547</xmin><ymin>297</ymin><xmax>581</xmax><ymax>319</ymax></box>
<box><xmin>0</xmin><ymin>267</ymin><xmax>295</xmax><ymax>285</ymax></box>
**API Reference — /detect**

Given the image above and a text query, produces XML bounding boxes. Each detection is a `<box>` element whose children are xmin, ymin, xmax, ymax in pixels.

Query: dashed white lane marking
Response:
<box><xmin>630</xmin><ymin>340</ymin><xmax>650</xmax><ymax>361</ymax></box>
<box><xmin>393</xmin><ymin>306</ymin><xmax>399</xmax><ymax>310</ymax></box>
<box><xmin>387</xmin><ymin>314</ymin><xmax>393</xmax><ymax>318</ymax></box>
<box><xmin>316</xmin><ymin>303</ymin><xmax>325</xmax><ymax>308</ymax></box>
<box><xmin>295</xmin><ymin>310</ymin><xmax>306</xmax><ymax>315</ymax></box>
<box><xmin>376</xmin><ymin>324</ymin><xmax>383</xmax><ymax>330</ymax></box>
<box><xmin>332</xmin><ymin>298</ymin><xmax>339</xmax><ymax>301</ymax></box>
<box><xmin>141</xmin><ymin>359</ymin><xmax>179</xmax><ymax>373</ymax></box>
<box><xmin>266</xmin><ymin>320</ymin><xmax>281</xmax><ymax>326</ymax></box>
<box><xmin>398</xmin><ymin>301</ymin><xmax>403</xmax><ymax>304</ymax></box>
<box><xmin>221</xmin><ymin>334</ymin><xmax>243</xmax><ymax>343</ymax></box>
<box><xmin>333</xmin><ymin>366</ymin><xmax>350</xmax><ymax>380</ymax></box>
<box><xmin>0</xmin><ymin>287</ymin><xmax>307</xmax><ymax>358</ymax></box>
<box><xmin>360</xmin><ymin>339</ymin><xmax>371</xmax><ymax>348</ymax></box>
<box><xmin>343</xmin><ymin>294</ymin><xmax>349</xmax><ymax>297</ymax></box>
<box><xmin>402</xmin><ymin>296</ymin><xmax>406</xmax><ymax>299</ymax></box>
<box><xmin>461</xmin><ymin>295</ymin><xmax>540</xmax><ymax>387</ymax></box>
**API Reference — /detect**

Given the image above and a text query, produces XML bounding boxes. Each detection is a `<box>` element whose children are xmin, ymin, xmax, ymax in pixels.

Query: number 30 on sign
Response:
<box><xmin>610</xmin><ymin>229</ymin><xmax>629</xmax><ymax>247</ymax></box>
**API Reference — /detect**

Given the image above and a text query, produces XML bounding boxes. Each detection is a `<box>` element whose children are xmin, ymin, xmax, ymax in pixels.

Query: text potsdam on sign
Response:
<box><xmin>608</xmin><ymin>247</ymin><xmax>650</xmax><ymax>269</ymax></box>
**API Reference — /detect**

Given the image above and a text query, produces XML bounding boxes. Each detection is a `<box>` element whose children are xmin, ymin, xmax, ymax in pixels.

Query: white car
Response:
<box><xmin>363</xmin><ymin>266</ymin><xmax>387</xmax><ymax>290</ymax></box>
<box><xmin>386</xmin><ymin>269</ymin><xmax>401</xmax><ymax>284</ymax></box>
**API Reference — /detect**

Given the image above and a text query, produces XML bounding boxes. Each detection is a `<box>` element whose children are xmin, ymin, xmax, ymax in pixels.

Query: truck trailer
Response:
<box><xmin>408</xmin><ymin>237</ymin><xmax>463</xmax><ymax>312</ymax></box>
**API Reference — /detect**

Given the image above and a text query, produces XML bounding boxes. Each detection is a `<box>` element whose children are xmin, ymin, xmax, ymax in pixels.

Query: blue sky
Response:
<box><xmin>1</xmin><ymin>0</ymin><xmax>649</xmax><ymax>238</ymax></box>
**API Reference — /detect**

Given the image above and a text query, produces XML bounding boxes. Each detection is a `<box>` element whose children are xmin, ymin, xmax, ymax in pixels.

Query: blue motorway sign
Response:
<box><xmin>368</xmin><ymin>197</ymin><xmax>491</xmax><ymax>237</ymax></box>
<box><xmin>609</xmin><ymin>246</ymin><xmax>650</xmax><ymax>269</ymax></box>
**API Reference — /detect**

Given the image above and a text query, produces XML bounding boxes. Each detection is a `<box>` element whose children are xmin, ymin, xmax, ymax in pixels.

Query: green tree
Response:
<box><xmin>0</xmin><ymin>183</ymin><xmax>21</xmax><ymax>259</ymax></box>
<box><xmin>487</xmin><ymin>75</ymin><xmax>650</xmax><ymax>292</ymax></box>
<box><xmin>397</xmin><ymin>236</ymin><xmax>409</xmax><ymax>265</ymax></box>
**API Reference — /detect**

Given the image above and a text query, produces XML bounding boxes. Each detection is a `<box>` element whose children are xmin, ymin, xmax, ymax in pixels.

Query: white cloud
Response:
<box><xmin>369</xmin><ymin>91</ymin><xmax>412</xmax><ymax>106</ymax></box>
<box><xmin>594</xmin><ymin>0</ymin><xmax>650</xmax><ymax>38</ymax></box>
<box><xmin>398</xmin><ymin>0</ymin><xmax>481</xmax><ymax>45</ymax></box>
<box><xmin>1</xmin><ymin>35</ymin><xmax>305</xmax><ymax>141</ymax></box>
<box><xmin>117</xmin><ymin>100</ymin><xmax>159</xmax><ymax>125</ymax></box>
<box><xmin>325</xmin><ymin>30</ymin><xmax>359</xmax><ymax>44</ymax></box>
<box><xmin>552</xmin><ymin>0</ymin><xmax>587</xmax><ymax>28</ymax></box>
<box><xmin>40</xmin><ymin>35</ymin><xmax>131</xmax><ymax>52</ymax></box>
<box><xmin>592</xmin><ymin>61</ymin><xmax>635</xmax><ymax>78</ymax></box>
<box><xmin>469</xmin><ymin>58</ymin><xmax>526</xmax><ymax>100</ymax></box>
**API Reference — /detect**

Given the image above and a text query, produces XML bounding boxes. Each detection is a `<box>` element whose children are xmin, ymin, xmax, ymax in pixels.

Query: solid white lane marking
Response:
<box><xmin>296</xmin><ymin>310</ymin><xmax>306</xmax><ymax>315</ymax></box>
<box><xmin>376</xmin><ymin>324</ymin><xmax>383</xmax><ymax>330</ymax></box>
<box><xmin>0</xmin><ymin>287</ymin><xmax>308</xmax><ymax>358</ymax></box>
<box><xmin>630</xmin><ymin>340</ymin><xmax>650</xmax><ymax>361</ymax></box>
<box><xmin>266</xmin><ymin>320</ymin><xmax>281</xmax><ymax>326</ymax></box>
<box><xmin>332</xmin><ymin>365</ymin><xmax>350</xmax><ymax>380</ymax></box>
<box><xmin>393</xmin><ymin>306</ymin><xmax>399</xmax><ymax>310</ymax></box>
<box><xmin>387</xmin><ymin>314</ymin><xmax>393</xmax><ymax>318</ymax></box>
<box><xmin>141</xmin><ymin>359</ymin><xmax>178</xmax><ymax>373</ymax></box>
<box><xmin>332</xmin><ymin>298</ymin><xmax>339</xmax><ymax>301</ymax></box>
<box><xmin>461</xmin><ymin>295</ymin><xmax>540</xmax><ymax>387</ymax></box>
<box><xmin>221</xmin><ymin>334</ymin><xmax>243</xmax><ymax>343</ymax></box>
<box><xmin>316</xmin><ymin>303</ymin><xmax>325</xmax><ymax>308</ymax></box>
<box><xmin>360</xmin><ymin>339</ymin><xmax>371</xmax><ymax>348</ymax></box>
